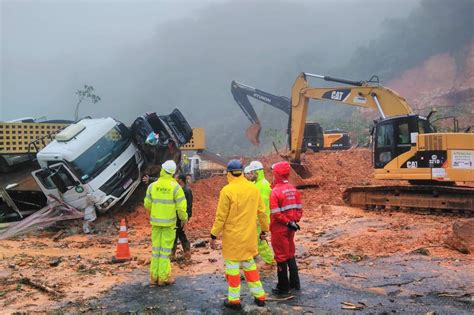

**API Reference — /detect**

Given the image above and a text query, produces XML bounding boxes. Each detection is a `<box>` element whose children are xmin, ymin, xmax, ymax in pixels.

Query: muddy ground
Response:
<box><xmin>0</xmin><ymin>150</ymin><xmax>473</xmax><ymax>314</ymax></box>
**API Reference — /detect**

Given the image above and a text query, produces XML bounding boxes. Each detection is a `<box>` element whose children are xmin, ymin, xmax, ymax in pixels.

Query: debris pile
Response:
<box><xmin>0</xmin><ymin>196</ymin><xmax>83</xmax><ymax>240</ymax></box>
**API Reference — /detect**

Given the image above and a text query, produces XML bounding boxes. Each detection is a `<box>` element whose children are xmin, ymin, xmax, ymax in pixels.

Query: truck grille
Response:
<box><xmin>99</xmin><ymin>156</ymin><xmax>139</xmax><ymax>197</ymax></box>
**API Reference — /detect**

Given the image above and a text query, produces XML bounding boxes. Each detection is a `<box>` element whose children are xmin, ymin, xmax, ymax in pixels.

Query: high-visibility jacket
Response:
<box><xmin>144</xmin><ymin>169</ymin><xmax>188</xmax><ymax>227</ymax></box>
<box><xmin>211</xmin><ymin>172</ymin><xmax>269</xmax><ymax>261</ymax></box>
<box><xmin>254</xmin><ymin>169</ymin><xmax>271</xmax><ymax>224</ymax></box>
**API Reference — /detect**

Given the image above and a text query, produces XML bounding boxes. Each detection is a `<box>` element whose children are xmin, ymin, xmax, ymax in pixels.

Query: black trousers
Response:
<box><xmin>172</xmin><ymin>225</ymin><xmax>190</xmax><ymax>254</ymax></box>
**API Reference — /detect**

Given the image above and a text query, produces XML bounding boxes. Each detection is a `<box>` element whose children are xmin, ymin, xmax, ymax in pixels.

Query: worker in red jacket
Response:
<box><xmin>269</xmin><ymin>161</ymin><xmax>303</xmax><ymax>294</ymax></box>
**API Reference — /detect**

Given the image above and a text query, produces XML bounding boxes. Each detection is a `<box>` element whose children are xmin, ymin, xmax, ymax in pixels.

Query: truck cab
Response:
<box><xmin>32</xmin><ymin>117</ymin><xmax>144</xmax><ymax>212</ymax></box>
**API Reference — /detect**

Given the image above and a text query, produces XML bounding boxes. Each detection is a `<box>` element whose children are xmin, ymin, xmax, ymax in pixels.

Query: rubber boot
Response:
<box><xmin>223</xmin><ymin>300</ymin><xmax>242</xmax><ymax>310</ymax></box>
<box><xmin>287</xmin><ymin>257</ymin><xmax>301</xmax><ymax>290</ymax></box>
<box><xmin>272</xmin><ymin>262</ymin><xmax>290</xmax><ymax>294</ymax></box>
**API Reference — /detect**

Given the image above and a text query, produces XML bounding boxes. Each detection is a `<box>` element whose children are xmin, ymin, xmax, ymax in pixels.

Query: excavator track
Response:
<box><xmin>343</xmin><ymin>185</ymin><xmax>474</xmax><ymax>216</ymax></box>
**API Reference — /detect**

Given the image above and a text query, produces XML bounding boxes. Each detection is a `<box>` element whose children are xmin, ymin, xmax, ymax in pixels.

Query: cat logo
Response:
<box><xmin>322</xmin><ymin>89</ymin><xmax>350</xmax><ymax>102</ymax></box>
<box><xmin>331</xmin><ymin>91</ymin><xmax>344</xmax><ymax>101</ymax></box>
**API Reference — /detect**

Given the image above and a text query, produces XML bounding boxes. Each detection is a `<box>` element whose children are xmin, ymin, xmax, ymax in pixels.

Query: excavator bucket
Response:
<box><xmin>245</xmin><ymin>122</ymin><xmax>261</xmax><ymax>146</ymax></box>
<box><xmin>290</xmin><ymin>162</ymin><xmax>312</xmax><ymax>179</ymax></box>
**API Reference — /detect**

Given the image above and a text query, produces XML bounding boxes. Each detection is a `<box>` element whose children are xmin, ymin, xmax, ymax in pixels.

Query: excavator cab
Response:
<box><xmin>373</xmin><ymin>114</ymin><xmax>435</xmax><ymax>168</ymax></box>
<box><xmin>302</xmin><ymin>122</ymin><xmax>324</xmax><ymax>152</ymax></box>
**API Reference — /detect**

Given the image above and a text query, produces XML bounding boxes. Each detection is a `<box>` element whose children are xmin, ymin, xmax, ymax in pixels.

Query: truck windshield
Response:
<box><xmin>70</xmin><ymin>124</ymin><xmax>131</xmax><ymax>182</ymax></box>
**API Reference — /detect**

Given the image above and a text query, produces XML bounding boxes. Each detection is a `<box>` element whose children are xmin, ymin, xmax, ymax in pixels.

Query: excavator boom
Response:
<box><xmin>231</xmin><ymin>81</ymin><xmax>291</xmax><ymax>145</ymax></box>
<box><xmin>290</xmin><ymin>72</ymin><xmax>412</xmax><ymax>162</ymax></box>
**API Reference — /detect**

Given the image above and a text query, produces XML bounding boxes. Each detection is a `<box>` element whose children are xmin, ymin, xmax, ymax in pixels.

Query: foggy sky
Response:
<box><xmin>1</xmin><ymin>0</ymin><xmax>220</xmax><ymax>120</ymax></box>
<box><xmin>1</xmin><ymin>0</ymin><xmax>423</xmax><ymax>153</ymax></box>
<box><xmin>0</xmin><ymin>0</ymin><xmax>418</xmax><ymax>123</ymax></box>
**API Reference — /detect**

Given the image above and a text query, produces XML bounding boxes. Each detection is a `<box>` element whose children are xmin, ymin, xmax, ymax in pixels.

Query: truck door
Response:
<box><xmin>32</xmin><ymin>163</ymin><xmax>89</xmax><ymax>209</ymax></box>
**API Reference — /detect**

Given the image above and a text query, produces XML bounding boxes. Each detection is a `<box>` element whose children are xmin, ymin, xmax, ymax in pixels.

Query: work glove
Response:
<box><xmin>287</xmin><ymin>221</ymin><xmax>300</xmax><ymax>231</ymax></box>
<box><xmin>259</xmin><ymin>231</ymin><xmax>267</xmax><ymax>241</ymax></box>
<box><xmin>180</xmin><ymin>220</ymin><xmax>188</xmax><ymax>229</ymax></box>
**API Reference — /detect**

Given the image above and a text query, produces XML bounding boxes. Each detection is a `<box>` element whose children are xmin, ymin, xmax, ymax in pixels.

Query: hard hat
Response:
<box><xmin>272</xmin><ymin>161</ymin><xmax>290</xmax><ymax>176</ymax></box>
<box><xmin>162</xmin><ymin>160</ymin><xmax>177</xmax><ymax>174</ymax></box>
<box><xmin>227</xmin><ymin>159</ymin><xmax>243</xmax><ymax>172</ymax></box>
<box><xmin>244</xmin><ymin>166</ymin><xmax>252</xmax><ymax>174</ymax></box>
<box><xmin>248</xmin><ymin>160</ymin><xmax>263</xmax><ymax>172</ymax></box>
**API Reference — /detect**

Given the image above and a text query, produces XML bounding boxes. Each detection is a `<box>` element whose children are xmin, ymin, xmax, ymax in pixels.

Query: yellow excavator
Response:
<box><xmin>288</xmin><ymin>72</ymin><xmax>474</xmax><ymax>214</ymax></box>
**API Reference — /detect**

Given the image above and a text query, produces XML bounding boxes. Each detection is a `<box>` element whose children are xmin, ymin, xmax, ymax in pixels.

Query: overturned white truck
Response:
<box><xmin>0</xmin><ymin>109</ymin><xmax>193</xmax><ymax>232</ymax></box>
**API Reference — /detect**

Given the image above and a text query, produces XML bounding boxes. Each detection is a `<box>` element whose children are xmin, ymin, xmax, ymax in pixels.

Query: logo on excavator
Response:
<box><xmin>331</xmin><ymin>91</ymin><xmax>344</xmax><ymax>100</ymax></box>
<box><xmin>253</xmin><ymin>93</ymin><xmax>271</xmax><ymax>103</ymax></box>
<box><xmin>322</xmin><ymin>89</ymin><xmax>350</xmax><ymax>102</ymax></box>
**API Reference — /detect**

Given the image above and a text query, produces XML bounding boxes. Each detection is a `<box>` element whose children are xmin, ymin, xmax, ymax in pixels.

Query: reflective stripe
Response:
<box><xmin>152</xmin><ymin>246</ymin><xmax>161</xmax><ymax>251</ymax></box>
<box><xmin>250</xmin><ymin>287</ymin><xmax>264</xmax><ymax>294</ymax></box>
<box><xmin>152</xmin><ymin>198</ymin><xmax>175</xmax><ymax>204</ymax></box>
<box><xmin>120</xmin><ymin>226</ymin><xmax>126</xmax><ymax>232</ymax></box>
<box><xmin>160</xmin><ymin>248</ymin><xmax>172</xmax><ymax>253</ymax></box>
<box><xmin>225</xmin><ymin>263</ymin><xmax>240</xmax><ymax>270</ymax></box>
<box><xmin>150</xmin><ymin>217</ymin><xmax>176</xmax><ymax>223</ymax></box>
<box><xmin>242</xmin><ymin>261</ymin><xmax>255</xmax><ymax>269</ymax></box>
<box><xmin>173</xmin><ymin>185</ymin><xmax>180</xmax><ymax>195</ymax></box>
<box><xmin>118</xmin><ymin>238</ymin><xmax>128</xmax><ymax>244</ymax></box>
<box><xmin>175</xmin><ymin>196</ymin><xmax>186</xmax><ymax>203</ymax></box>
<box><xmin>145</xmin><ymin>194</ymin><xmax>151</xmax><ymax>199</ymax></box>
<box><xmin>152</xmin><ymin>253</ymin><xmax>170</xmax><ymax>259</ymax></box>
<box><xmin>228</xmin><ymin>292</ymin><xmax>240</xmax><ymax>298</ymax></box>
<box><xmin>271</xmin><ymin>203</ymin><xmax>302</xmax><ymax>214</ymax></box>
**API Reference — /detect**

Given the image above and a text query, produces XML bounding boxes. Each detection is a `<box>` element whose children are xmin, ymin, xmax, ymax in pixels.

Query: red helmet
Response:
<box><xmin>272</xmin><ymin>161</ymin><xmax>290</xmax><ymax>176</ymax></box>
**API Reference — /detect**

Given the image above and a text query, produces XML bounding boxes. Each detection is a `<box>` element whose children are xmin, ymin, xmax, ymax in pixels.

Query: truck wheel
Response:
<box><xmin>0</xmin><ymin>157</ymin><xmax>10</xmax><ymax>173</ymax></box>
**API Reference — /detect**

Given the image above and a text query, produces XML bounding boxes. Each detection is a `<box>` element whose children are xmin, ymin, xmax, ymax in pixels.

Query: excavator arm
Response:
<box><xmin>289</xmin><ymin>72</ymin><xmax>413</xmax><ymax>163</ymax></box>
<box><xmin>231</xmin><ymin>80</ymin><xmax>291</xmax><ymax>145</ymax></box>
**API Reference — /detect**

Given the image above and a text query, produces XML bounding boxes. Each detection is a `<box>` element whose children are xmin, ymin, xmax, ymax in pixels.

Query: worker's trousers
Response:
<box><xmin>257</xmin><ymin>225</ymin><xmax>275</xmax><ymax>265</ymax></box>
<box><xmin>225</xmin><ymin>259</ymin><xmax>266</xmax><ymax>304</ymax></box>
<box><xmin>172</xmin><ymin>225</ymin><xmax>191</xmax><ymax>255</ymax></box>
<box><xmin>150</xmin><ymin>225</ymin><xmax>175</xmax><ymax>282</ymax></box>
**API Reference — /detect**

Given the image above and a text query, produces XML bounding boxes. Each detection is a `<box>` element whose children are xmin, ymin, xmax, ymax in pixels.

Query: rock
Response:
<box><xmin>444</xmin><ymin>219</ymin><xmax>474</xmax><ymax>254</ymax></box>
<box><xmin>8</xmin><ymin>263</ymin><xmax>18</xmax><ymax>270</ymax></box>
<box><xmin>411</xmin><ymin>248</ymin><xmax>430</xmax><ymax>256</ymax></box>
<box><xmin>208</xmin><ymin>258</ymin><xmax>217</xmax><ymax>263</ymax></box>
<box><xmin>193</xmin><ymin>239</ymin><xmax>208</xmax><ymax>248</ymax></box>
<box><xmin>49</xmin><ymin>257</ymin><xmax>62</xmax><ymax>267</ymax></box>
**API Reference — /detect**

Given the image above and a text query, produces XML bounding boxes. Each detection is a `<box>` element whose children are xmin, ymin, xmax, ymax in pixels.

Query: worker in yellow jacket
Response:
<box><xmin>144</xmin><ymin>160</ymin><xmax>188</xmax><ymax>287</ymax></box>
<box><xmin>210</xmin><ymin>159</ymin><xmax>269</xmax><ymax>310</ymax></box>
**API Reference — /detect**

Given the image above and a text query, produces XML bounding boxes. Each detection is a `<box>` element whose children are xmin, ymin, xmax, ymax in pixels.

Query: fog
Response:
<box><xmin>2</xmin><ymin>0</ymin><xmax>471</xmax><ymax>153</ymax></box>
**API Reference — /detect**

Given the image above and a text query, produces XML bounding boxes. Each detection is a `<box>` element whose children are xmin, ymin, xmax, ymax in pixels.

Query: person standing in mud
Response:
<box><xmin>144</xmin><ymin>160</ymin><xmax>188</xmax><ymax>287</ymax></box>
<box><xmin>171</xmin><ymin>174</ymin><xmax>193</xmax><ymax>260</ymax></box>
<box><xmin>210</xmin><ymin>159</ymin><xmax>269</xmax><ymax>310</ymax></box>
<box><xmin>245</xmin><ymin>161</ymin><xmax>276</xmax><ymax>269</ymax></box>
<box><xmin>270</xmin><ymin>161</ymin><xmax>303</xmax><ymax>294</ymax></box>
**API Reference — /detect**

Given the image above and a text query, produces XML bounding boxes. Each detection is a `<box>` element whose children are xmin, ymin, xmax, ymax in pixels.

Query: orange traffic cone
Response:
<box><xmin>112</xmin><ymin>219</ymin><xmax>131</xmax><ymax>263</ymax></box>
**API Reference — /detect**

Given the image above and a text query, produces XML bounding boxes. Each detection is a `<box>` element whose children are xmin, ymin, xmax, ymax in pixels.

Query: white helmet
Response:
<box><xmin>162</xmin><ymin>160</ymin><xmax>177</xmax><ymax>174</ymax></box>
<box><xmin>244</xmin><ymin>165</ymin><xmax>252</xmax><ymax>174</ymax></box>
<box><xmin>248</xmin><ymin>160</ymin><xmax>264</xmax><ymax>172</ymax></box>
